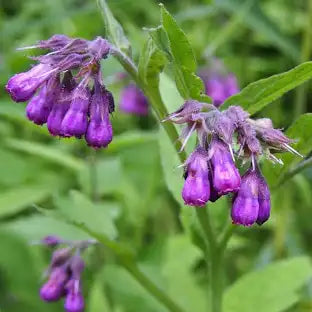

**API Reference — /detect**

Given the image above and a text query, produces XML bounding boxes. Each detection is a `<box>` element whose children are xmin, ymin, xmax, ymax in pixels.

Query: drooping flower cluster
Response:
<box><xmin>199</xmin><ymin>59</ymin><xmax>239</xmax><ymax>107</ymax></box>
<box><xmin>39</xmin><ymin>235</ymin><xmax>95</xmax><ymax>312</ymax></box>
<box><xmin>6</xmin><ymin>35</ymin><xmax>115</xmax><ymax>148</ymax></box>
<box><xmin>164</xmin><ymin>101</ymin><xmax>301</xmax><ymax>226</ymax></box>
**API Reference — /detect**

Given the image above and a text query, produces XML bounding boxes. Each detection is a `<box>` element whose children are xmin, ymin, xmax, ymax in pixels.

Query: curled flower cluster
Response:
<box><xmin>164</xmin><ymin>101</ymin><xmax>301</xmax><ymax>226</ymax></box>
<box><xmin>6</xmin><ymin>35</ymin><xmax>115</xmax><ymax>148</ymax></box>
<box><xmin>39</xmin><ymin>236</ymin><xmax>95</xmax><ymax>312</ymax></box>
<box><xmin>199</xmin><ymin>60</ymin><xmax>240</xmax><ymax>107</ymax></box>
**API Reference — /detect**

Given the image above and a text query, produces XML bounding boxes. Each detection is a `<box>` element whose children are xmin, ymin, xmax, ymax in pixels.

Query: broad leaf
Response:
<box><xmin>224</xmin><ymin>257</ymin><xmax>312</xmax><ymax>312</ymax></box>
<box><xmin>222</xmin><ymin>62</ymin><xmax>312</xmax><ymax>114</ymax></box>
<box><xmin>97</xmin><ymin>0</ymin><xmax>131</xmax><ymax>55</ymax></box>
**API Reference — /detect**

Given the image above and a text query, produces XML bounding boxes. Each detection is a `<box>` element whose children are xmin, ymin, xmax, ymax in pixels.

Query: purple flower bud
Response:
<box><xmin>26</xmin><ymin>76</ymin><xmax>60</xmax><ymax>125</ymax></box>
<box><xmin>205</xmin><ymin>78</ymin><xmax>228</xmax><ymax>107</ymax></box>
<box><xmin>231</xmin><ymin>168</ymin><xmax>259</xmax><ymax>226</ymax></box>
<box><xmin>47</xmin><ymin>72</ymin><xmax>76</xmax><ymax>136</ymax></box>
<box><xmin>41</xmin><ymin>235</ymin><xmax>62</xmax><ymax>246</ymax></box>
<box><xmin>119</xmin><ymin>84</ymin><xmax>149</xmax><ymax>116</ymax></box>
<box><xmin>6</xmin><ymin>63</ymin><xmax>54</xmax><ymax>102</ymax></box>
<box><xmin>40</xmin><ymin>267</ymin><xmax>68</xmax><ymax>302</ymax></box>
<box><xmin>38</xmin><ymin>34</ymin><xmax>71</xmax><ymax>51</ymax></box>
<box><xmin>64</xmin><ymin>280</ymin><xmax>84</xmax><ymax>312</ymax></box>
<box><xmin>182</xmin><ymin>147</ymin><xmax>210</xmax><ymax>206</ymax></box>
<box><xmin>88</xmin><ymin>37</ymin><xmax>111</xmax><ymax>60</ymax></box>
<box><xmin>85</xmin><ymin>84</ymin><xmax>113</xmax><ymax>148</ymax></box>
<box><xmin>210</xmin><ymin>138</ymin><xmax>241</xmax><ymax>194</ymax></box>
<box><xmin>256</xmin><ymin>171</ymin><xmax>271</xmax><ymax>225</ymax></box>
<box><xmin>61</xmin><ymin>85</ymin><xmax>90</xmax><ymax>138</ymax></box>
<box><xmin>225</xmin><ymin>74</ymin><xmax>240</xmax><ymax>98</ymax></box>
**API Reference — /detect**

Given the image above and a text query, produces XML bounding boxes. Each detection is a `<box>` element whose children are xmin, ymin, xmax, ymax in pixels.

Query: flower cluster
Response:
<box><xmin>6</xmin><ymin>35</ymin><xmax>115</xmax><ymax>148</ymax></box>
<box><xmin>164</xmin><ymin>101</ymin><xmax>301</xmax><ymax>226</ymax></box>
<box><xmin>39</xmin><ymin>235</ymin><xmax>95</xmax><ymax>312</ymax></box>
<box><xmin>199</xmin><ymin>60</ymin><xmax>239</xmax><ymax>107</ymax></box>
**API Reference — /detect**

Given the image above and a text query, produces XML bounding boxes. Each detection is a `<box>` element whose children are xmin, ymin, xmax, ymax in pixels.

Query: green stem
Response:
<box><xmin>123</xmin><ymin>261</ymin><xmax>185</xmax><ymax>312</ymax></box>
<box><xmin>294</xmin><ymin>0</ymin><xmax>312</xmax><ymax>117</ymax></box>
<box><xmin>113</xmin><ymin>45</ymin><xmax>233</xmax><ymax>312</ymax></box>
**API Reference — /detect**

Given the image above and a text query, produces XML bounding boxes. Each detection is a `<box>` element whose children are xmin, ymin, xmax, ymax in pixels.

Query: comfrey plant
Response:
<box><xmin>38</xmin><ymin>236</ymin><xmax>95</xmax><ymax>312</ymax></box>
<box><xmin>6</xmin><ymin>35</ymin><xmax>115</xmax><ymax>148</ymax></box>
<box><xmin>5</xmin><ymin>2</ymin><xmax>312</xmax><ymax>312</ymax></box>
<box><xmin>164</xmin><ymin>101</ymin><xmax>301</xmax><ymax>226</ymax></box>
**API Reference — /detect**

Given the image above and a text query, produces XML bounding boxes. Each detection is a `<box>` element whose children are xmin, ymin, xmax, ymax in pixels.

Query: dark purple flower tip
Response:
<box><xmin>40</xmin><ymin>280</ymin><xmax>64</xmax><ymax>302</ymax></box>
<box><xmin>64</xmin><ymin>280</ymin><xmax>84</xmax><ymax>312</ymax></box>
<box><xmin>26</xmin><ymin>75</ymin><xmax>60</xmax><ymax>125</ymax></box>
<box><xmin>85</xmin><ymin>83</ymin><xmax>113</xmax><ymax>148</ymax></box>
<box><xmin>119</xmin><ymin>84</ymin><xmax>149</xmax><ymax>116</ymax></box>
<box><xmin>182</xmin><ymin>147</ymin><xmax>210</xmax><ymax>206</ymax></box>
<box><xmin>41</xmin><ymin>235</ymin><xmax>62</xmax><ymax>246</ymax></box>
<box><xmin>61</xmin><ymin>85</ymin><xmax>90</xmax><ymax>137</ymax></box>
<box><xmin>6</xmin><ymin>63</ymin><xmax>53</xmax><ymax>102</ymax></box>
<box><xmin>40</xmin><ymin>267</ymin><xmax>68</xmax><ymax>302</ymax></box>
<box><xmin>256</xmin><ymin>171</ymin><xmax>271</xmax><ymax>225</ymax></box>
<box><xmin>85</xmin><ymin>117</ymin><xmax>113</xmax><ymax>148</ymax></box>
<box><xmin>210</xmin><ymin>138</ymin><xmax>241</xmax><ymax>194</ymax></box>
<box><xmin>88</xmin><ymin>37</ymin><xmax>111</xmax><ymax>60</ymax></box>
<box><xmin>38</xmin><ymin>34</ymin><xmax>71</xmax><ymax>51</ymax></box>
<box><xmin>231</xmin><ymin>168</ymin><xmax>260</xmax><ymax>226</ymax></box>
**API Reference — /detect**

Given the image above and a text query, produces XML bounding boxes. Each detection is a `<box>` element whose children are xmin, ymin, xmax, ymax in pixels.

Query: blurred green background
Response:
<box><xmin>0</xmin><ymin>0</ymin><xmax>312</xmax><ymax>311</ymax></box>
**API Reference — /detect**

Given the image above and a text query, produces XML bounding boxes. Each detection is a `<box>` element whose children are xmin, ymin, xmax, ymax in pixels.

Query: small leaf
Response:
<box><xmin>224</xmin><ymin>257</ymin><xmax>312</xmax><ymax>312</ymax></box>
<box><xmin>3</xmin><ymin>215</ymin><xmax>90</xmax><ymax>241</ymax></box>
<box><xmin>97</xmin><ymin>0</ymin><xmax>131</xmax><ymax>55</ymax></box>
<box><xmin>138</xmin><ymin>37</ymin><xmax>167</xmax><ymax>93</ymax></box>
<box><xmin>5</xmin><ymin>138</ymin><xmax>83</xmax><ymax>171</ymax></box>
<box><xmin>222</xmin><ymin>62</ymin><xmax>312</xmax><ymax>114</ymax></box>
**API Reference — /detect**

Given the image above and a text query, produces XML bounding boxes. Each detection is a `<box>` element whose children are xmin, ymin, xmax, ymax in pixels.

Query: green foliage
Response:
<box><xmin>222</xmin><ymin>62</ymin><xmax>312</xmax><ymax>114</ymax></box>
<box><xmin>224</xmin><ymin>257</ymin><xmax>312</xmax><ymax>312</ymax></box>
<box><xmin>97</xmin><ymin>0</ymin><xmax>131</xmax><ymax>55</ymax></box>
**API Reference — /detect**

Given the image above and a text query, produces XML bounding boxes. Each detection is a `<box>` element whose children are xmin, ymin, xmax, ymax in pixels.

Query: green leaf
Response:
<box><xmin>87</xmin><ymin>275</ymin><xmax>112</xmax><ymax>312</ymax></box>
<box><xmin>162</xmin><ymin>234</ymin><xmax>208</xmax><ymax>312</ymax></box>
<box><xmin>138</xmin><ymin>37</ymin><xmax>167</xmax><ymax>93</ymax></box>
<box><xmin>159</xmin><ymin>4</ymin><xmax>211</xmax><ymax>102</ymax></box>
<box><xmin>97</xmin><ymin>0</ymin><xmax>131</xmax><ymax>56</ymax></box>
<box><xmin>0</xmin><ymin>185</ymin><xmax>54</xmax><ymax>218</ymax></box>
<box><xmin>3</xmin><ymin>215</ymin><xmax>90</xmax><ymax>241</ymax></box>
<box><xmin>54</xmin><ymin>190</ymin><xmax>118</xmax><ymax>240</ymax></box>
<box><xmin>5</xmin><ymin>138</ymin><xmax>83</xmax><ymax>171</ymax></box>
<box><xmin>222</xmin><ymin>62</ymin><xmax>312</xmax><ymax>114</ymax></box>
<box><xmin>224</xmin><ymin>257</ymin><xmax>312</xmax><ymax>312</ymax></box>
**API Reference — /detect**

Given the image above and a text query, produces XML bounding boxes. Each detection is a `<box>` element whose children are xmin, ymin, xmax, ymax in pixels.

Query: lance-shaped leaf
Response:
<box><xmin>97</xmin><ymin>0</ymin><xmax>131</xmax><ymax>56</ymax></box>
<box><xmin>222</xmin><ymin>62</ymin><xmax>312</xmax><ymax>114</ymax></box>
<box><xmin>159</xmin><ymin>4</ymin><xmax>211</xmax><ymax>103</ymax></box>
